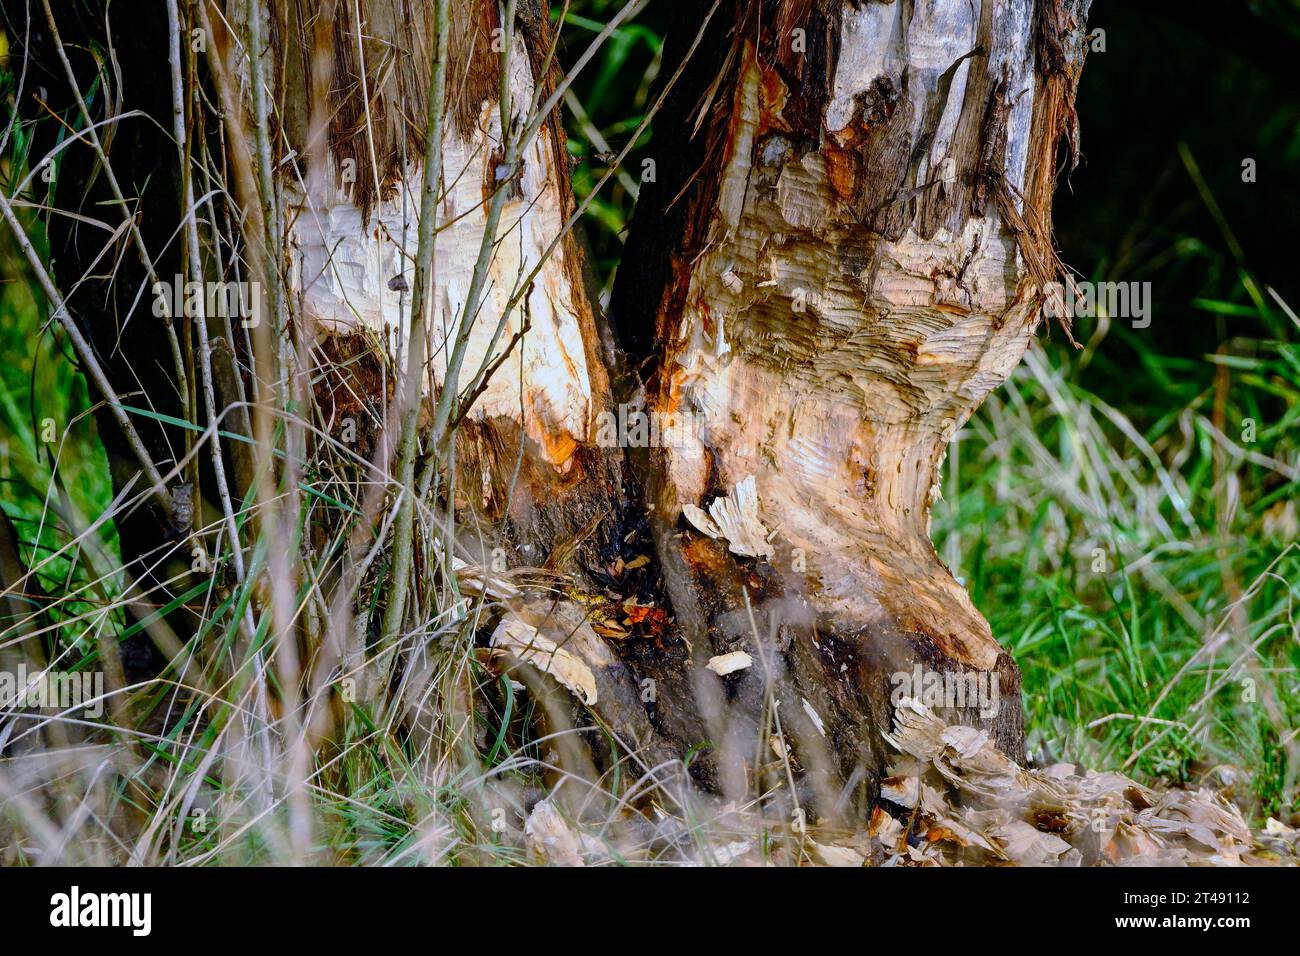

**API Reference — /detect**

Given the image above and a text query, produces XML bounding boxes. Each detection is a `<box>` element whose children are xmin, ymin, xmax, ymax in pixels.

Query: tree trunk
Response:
<box><xmin>259</xmin><ymin>0</ymin><xmax>677</xmax><ymax>761</ymax></box>
<box><xmin>612</xmin><ymin>0</ymin><xmax>1091</xmax><ymax>811</ymax></box>
<box><xmin>19</xmin><ymin>0</ymin><xmax>1091</xmax><ymax>823</ymax></box>
<box><xmin>272</xmin><ymin>0</ymin><xmax>627</xmax><ymax>565</ymax></box>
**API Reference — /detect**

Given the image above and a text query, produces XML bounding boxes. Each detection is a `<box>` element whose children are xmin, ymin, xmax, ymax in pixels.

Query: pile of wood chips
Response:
<box><xmin>866</xmin><ymin>698</ymin><xmax>1297</xmax><ymax>867</ymax></box>
<box><xmin>521</xmin><ymin>698</ymin><xmax>1299</xmax><ymax>867</ymax></box>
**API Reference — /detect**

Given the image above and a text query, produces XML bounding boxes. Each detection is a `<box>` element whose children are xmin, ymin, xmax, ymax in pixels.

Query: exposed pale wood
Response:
<box><xmin>271</xmin><ymin>0</ymin><xmax>624</xmax><ymax>556</ymax></box>
<box><xmin>272</xmin><ymin>0</ymin><xmax>1092</xmax><ymax>812</ymax></box>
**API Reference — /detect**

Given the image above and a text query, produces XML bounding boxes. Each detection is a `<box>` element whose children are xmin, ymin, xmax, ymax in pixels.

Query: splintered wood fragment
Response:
<box><xmin>769</xmin><ymin>733</ymin><xmax>789</xmax><ymax>760</ymax></box>
<box><xmin>706</xmin><ymin>650</ymin><xmax>754</xmax><ymax>676</ymax></box>
<box><xmin>682</xmin><ymin>475</ymin><xmax>775</xmax><ymax>560</ymax></box>
<box><xmin>801</xmin><ymin>698</ymin><xmax>826</xmax><ymax>737</ymax></box>
<box><xmin>450</xmin><ymin>555</ymin><xmax>522</xmax><ymax>601</ymax></box>
<box><xmin>808</xmin><ymin>839</ymin><xmax>865</xmax><ymax>867</ymax></box>
<box><xmin>523</xmin><ymin>800</ymin><xmax>584</xmax><ymax>867</ymax></box>
<box><xmin>877</xmin><ymin>698</ymin><xmax>1262</xmax><ymax>867</ymax></box>
<box><xmin>490</xmin><ymin>611</ymin><xmax>598</xmax><ymax>706</ymax></box>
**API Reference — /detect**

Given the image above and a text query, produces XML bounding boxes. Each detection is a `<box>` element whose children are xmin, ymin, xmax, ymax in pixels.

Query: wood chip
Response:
<box><xmin>683</xmin><ymin>475</ymin><xmax>775</xmax><ymax>560</ymax></box>
<box><xmin>706</xmin><ymin>650</ymin><xmax>753</xmax><ymax>676</ymax></box>
<box><xmin>490</xmin><ymin>612</ymin><xmax>598</xmax><ymax>706</ymax></box>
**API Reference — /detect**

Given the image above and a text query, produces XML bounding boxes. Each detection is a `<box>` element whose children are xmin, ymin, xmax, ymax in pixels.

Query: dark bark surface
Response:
<box><xmin>7</xmin><ymin>1</ymin><xmax>205</xmax><ymax>681</ymax></box>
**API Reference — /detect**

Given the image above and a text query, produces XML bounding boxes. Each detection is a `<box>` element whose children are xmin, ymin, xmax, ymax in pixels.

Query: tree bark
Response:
<box><xmin>17</xmin><ymin>0</ymin><xmax>1091</xmax><ymax>822</ymax></box>
<box><xmin>11</xmin><ymin>0</ymin><xmax>204</xmax><ymax>684</ymax></box>
<box><xmin>261</xmin><ymin>0</ymin><xmax>679</xmax><ymax>763</ymax></box>
<box><xmin>272</xmin><ymin>0</ymin><xmax>626</xmax><ymax>556</ymax></box>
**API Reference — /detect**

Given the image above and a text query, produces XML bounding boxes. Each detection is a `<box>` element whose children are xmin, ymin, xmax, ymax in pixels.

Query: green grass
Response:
<box><xmin>933</xmin><ymin>307</ymin><xmax>1300</xmax><ymax>822</ymax></box>
<box><xmin>554</xmin><ymin>0</ymin><xmax>662</xmax><ymax>300</ymax></box>
<box><xmin>0</xmin><ymin>241</ymin><xmax>123</xmax><ymax>651</ymax></box>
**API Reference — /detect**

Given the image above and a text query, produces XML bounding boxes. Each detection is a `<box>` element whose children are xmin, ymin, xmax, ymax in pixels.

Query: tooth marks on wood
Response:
<box><xmin>601</xmin><ymin>1</ymin><xmax>1092</xmax><ymax>800</ymax></box>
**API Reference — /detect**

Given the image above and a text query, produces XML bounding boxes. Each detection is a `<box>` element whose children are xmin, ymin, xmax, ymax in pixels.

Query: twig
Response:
<box><xmin>244</xmin><ymin>0</ymin><xmax>283</xmax><ymax>344</ymax></box>
<box><xmin>373</xmin><ymin>0</ymin><xmax>452</xmax><ymax>695</ymax></box>
<box><xmin>425</xmin><ymin>0</ymin><xmax>519</xmax><ymax>459</ymax></box>
<box><xmin>167</xmin><ymin>0</ymin><xmax>252</xmax><ymax>605</ymax></box>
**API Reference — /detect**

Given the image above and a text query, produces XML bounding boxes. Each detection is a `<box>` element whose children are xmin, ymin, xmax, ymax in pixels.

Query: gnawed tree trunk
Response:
<box><xmin>611</xmin><ymin>0</ymin><xmax>1092</xmax><ymax>811</ymax></box>
<box><xmin>20</xmin><ymin>0</ymin><xmax>1091</xmax><ymax>824</ymax></box>
<box><xmin>272</xmin><ymin>0</ymin><xmax>624</xmax><ymax>555</ymax></box>
<box><xmin>258</xmin><ymin>0</ymin><xmax>678</xmax><ymax>762</ymax></box>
